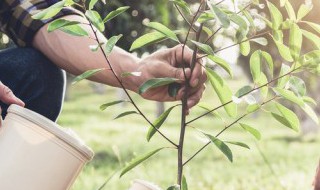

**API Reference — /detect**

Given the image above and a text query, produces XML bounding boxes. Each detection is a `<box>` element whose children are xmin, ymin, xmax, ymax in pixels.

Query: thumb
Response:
<box><xmin>0</xmin><ymin>83</ymin><xmax>25</xmax><ymax>107</ymax></box>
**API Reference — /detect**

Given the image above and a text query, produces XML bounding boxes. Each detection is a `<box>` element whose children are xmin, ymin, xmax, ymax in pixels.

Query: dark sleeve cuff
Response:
<box><xmin>7</xmin><ymin>1</ymin><xmax>82</xmax><ymax>47</ymax></box>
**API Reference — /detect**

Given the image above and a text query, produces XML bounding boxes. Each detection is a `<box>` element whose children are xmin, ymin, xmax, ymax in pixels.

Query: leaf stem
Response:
<box><xmin>84</xmin><ymin>5</ymin><xmax>178</xmax><ymax>147</ymax></box>
<box><xmin>204</xmin><ymin>2</ymin><xmax>252</xmax><ymax>44</ymax></box>
<box><xmin>183</xmin><ymin>96</ymin><xmax>277</xmax><ymax>166</ymax></box>
<box><xmin>186</xmin><ymin>66</ymin><xmax>301</xmax><ymax>125</ymax></box>
<box><xmin>174</xmin><ymin>4</ymin><xmax>197</xmax><ymax>32</ymax></box>
<box><xmin>198</xmin><ymin>30</ymin><xmax>271</xmax><ymax>60</ymax></box>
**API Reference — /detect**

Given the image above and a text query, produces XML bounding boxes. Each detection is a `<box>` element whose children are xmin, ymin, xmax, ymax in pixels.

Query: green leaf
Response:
<box><xmin>230</xmin><ymin>14</ymin><xmax>248</xmax><ymax>30</ymax></box>
<box><xmin>250</xmin><ymin>50</ymin><xmax>262</xmax><ymax>82</ymax></box>
<box><xmin>242</xmin><ymin>9</ymin><xmax>256</xmax><ymax>32</ymax></box>
<box><xmin>89</xmin><ymin>43</ymin><xmax>104</xmax><ymax>52</ymax></box>
<box><xmin>64</xmin><ymin>0</ymin><xmax>75</xmax><ymax>6</ymax></box>
<box><xmin>236</xmin><ymin>30</ymin><xmax>247</xmax><ymax>42</ymax></box>
<box><xmin>147</xmin><ymin>105</ymin><xmax>177</xmax><ymax>141</ymax></box>
<box><xmin>85</xmin><ymin>10</ymin><xmax>105</xmax><ymax>32</ymax></box>
<box><xmin>207</xmin><ymin>55</ymin><xmax>232</xmax><ymax>77</ymax></box>
<box><xmin>240</xmin><ymin>39</ymin><xmax>250</xmax><ymax>56</ymax></box>
<box><xmin>167</xmin><ymin>185</ymin><xmax>180</xmax><ymax>190</ymax></box>
<box><xmin>206</xmin><ymin>68</ymin><xmax>237</xmax><ymax>118</ymax></box>
<box><xmin>280</xmin><ymin>0</ymin><xmax>286</xmax><ymax>7</ymax></box>
<box><xmin>139</xmin><ymin>78</ymin><xmax>179</xmax><ymax>94</ymax></box>
<box><xmin>198</xmin><ymin>103</ymin><xmax>225</xmax><ymax>123</ymax></box>
<box><xmin>120</xmin><ymin>148</ymin><xmax>166</xmax><ymax>177</ymax></box>
<box><xmin>202</xmin><ymin>26</ymin><xmax>213</xmax><ymax>36</ymax></box>
<box><xmin>100</xmin><ymin>100</ymin><xmax>125</xmax><ymax>111</ymax></box>
<box><xmin>250</xmin><ymin>37</ymin><xmax>268</xmax><ymax>46</ymax></box>
<box><xmin>256</xmin><ymin>73</ymin><xmax>269</xmax><ymax>99</ymax></box>
<box><xmin>272</xmin><ymin>37</ymin><xmax>294</xmax><ymax>62</ymax></box>
<box><xmin>289</xmin><ymin>23</ymin><xmax>302</xmax><ymax>61</ymax></box>
<box><xmin>282</xmin><ymin>19</ymin><xmax>293</xmax><ymax>30</ymax></box>
<box><xmin>277</xmin><ymin>64</ymin><xmax>291</xmax><ymax>88</ymax></box>
<box><xmin>250</xmin><ymin>50</ymin><xmax>274</xmax><ymax>81</ymax></box>
<box><xmin>47</xmin><ymin>19</ymin><xmax>80</xmax><ymax>32</ymax></box>
<box><xmin>302</xmin><ymin>21</ymin><xmax>320</xmax><ymax>34</ymax></box>
<box><xmin>261</xmin><ymin>51</ymin><xmax>274</xmax><ymax>78</ymax></box>
<box><xmin>302</xmin><ymin>104</ymin><xmax>319</xmax><ymax>125</ymax></box>
<box><xmin>208</xmin><ymin>3</ymin><xmax>230</xmax><ymax>28</ymax></box>
<box><xmin>284</xmin><ymin>0</ymin><xmax>296</xmax><ymax>21</ymax></box>
<box><xmin>170</xmin><ymin>0</ymin><xmax>191</xmax><ymax>14</ymax></box>
<box><xmin>246</xmin><ymin>103</ymin><xmax>261</xmax><ymax>113</ymax></box>
<box><xmin>273</xmin><ymin>87</ymin><xmax>305</xmax><ymax>106</ymax></box>
<box><xmin>273</xmin><ymin>29</ymin><xmax>284</xmax><ymax>42</ymax></box>
<box><xmin>226</xmin><ymin>141</ymin><xmax>250</xmax><ymax>149</ymax></box>
<box><xmin>235</xmin><ymin>85</ymin><xmax>253</xmax><ymax>98</ymax></box>
<box><xmin>104</xmin><ymin>35</ymin><xmax>122</xmax><ymax>56</ymax></box>
<box><xmin>72</xmin><ymin>68</ymin><xmax>105</xmax><ymax>84</ymax></box>
<box><xmin>298</xmin><ymin>50</ymin><xmax>320</xmax><ymax>66</ymax></box>
<box><xmin>288</xmin><ymin>76</ymin><xmax>306</xmax><ymax>97</ymax></box>
<box><xmin>114</xmin><ymin>111</ymin><xmax>138</xmax><ymax>120</ymax></box>
<box><xmin>60</xmin><ymin>24</ymin><xmax>89</xmax><ymax>36</ymax></box>
<box><xmin>301</xmin><ymin>29</ymin><xmax>320</xmax><ymax>49</ymax></box>
<box><xmin>89</xmin><ymin>0</ymin><xmax>98</xmax><ymax>10</ymax></box>
<box><xmin>297</xmin><ymin>3</ymin><xmax>313</xmax><ymax>21</ymax></box>
<box><xmin>190</xmin><ymin>41</ymin><xmax>214</xmax><ymax>55</ymax></box>
<box><xmin>130</xmin><ymin>32</ymin><xmax>167</xmax><ymax>51</ymax></box>
<box><xmin>302</xmin><ymin>96</ymin><xmax>317</xmax><ymax>105</ymax></box>
<box><xmin>181</xmin><ymin>175</ymin><xmax>188</xmax><ymax>190</ymax></box>
<box><xmin>267</xmin><ymin>1</ymin><xmax>283</xmax><ymax>29</ymax></box>
<box><xmin>206</xmin><ymin>134</ymin><xmax>233</xmax><ymax>162</ymax></box>
<box><xmin>168</xmin><ymin>83</ymin><xmax>181</xmax><ymax>97</ymax></box>
<box><xmin>103</xmin><ymin>6</ymin><xmax>130</xmax><ymax>23</ymax></box>
<box><xmin>272</xmin><ymin>102</ymin><xmax>300</xmax><ymax>132</ymax></box>
<box><xmin>32</xmin><ymin>1</ymin><xmax>65</xmax><ymax>20</ymax></box>
<box><xmin>240</xmin><ymin>123</ymin><xmax>261</xmax><ymax>140</ymax></box>
<box><xmin>197</xmin><ymin>11</ymin><xmax>215</xmax><ymax>23</ymax></box>
<box><xmin>146</xmin><ymin>22</ymin><xmax>179</xmax><ymax>42</ymax></box>
<box><xmin>121</xmin><ymin>72</ymin><xmax>142</xmax><ymax>78</ymax></box>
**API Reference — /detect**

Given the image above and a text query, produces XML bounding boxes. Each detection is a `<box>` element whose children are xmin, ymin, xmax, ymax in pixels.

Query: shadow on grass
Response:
<box><xmin>271</xmin><ymin>135</ymin><xmax>318</xmax><ymax>143</ymax></box>
<box><xmin>90</xmin><ymin>151</ymin><xmax>119</xmax><ymax>169</ymax></box>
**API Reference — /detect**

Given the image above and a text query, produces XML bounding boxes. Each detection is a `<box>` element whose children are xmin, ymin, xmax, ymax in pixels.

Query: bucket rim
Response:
<box><xmin>7</xmin><ymin>105</ymin><xmax>94</xmax><ymax>160</ymax></box>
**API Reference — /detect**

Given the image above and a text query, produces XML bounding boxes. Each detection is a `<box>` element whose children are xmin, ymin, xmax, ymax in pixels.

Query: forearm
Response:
<box><xmin>32</xmin><ymin>15</ymin><xmax>141</xmax><ymax>92</ymax></box>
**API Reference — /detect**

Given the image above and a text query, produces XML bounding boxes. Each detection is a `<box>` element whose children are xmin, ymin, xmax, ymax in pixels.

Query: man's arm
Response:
<box><xmin>32</xmin><ymin>15</ymin><xmax>207</xmax><ymax>109</ymax></box>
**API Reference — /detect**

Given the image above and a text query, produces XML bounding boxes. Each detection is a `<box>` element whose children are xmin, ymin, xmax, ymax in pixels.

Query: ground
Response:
<box><xmin>58</xmin><ymin>80</ymin><xmax>320</xmax><ymax>190</ymax></box>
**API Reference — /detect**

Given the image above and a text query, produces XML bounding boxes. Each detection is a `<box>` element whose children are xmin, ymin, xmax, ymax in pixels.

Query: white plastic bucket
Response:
<box><xmin>0</xmin><ymin>105</ymin><xmax>94</xmax><ymax>190</ymax></box>
<box><xmin>129</xmin><ymin>179</ymin><xmax>162</xmax><ymax>190</ymax></box>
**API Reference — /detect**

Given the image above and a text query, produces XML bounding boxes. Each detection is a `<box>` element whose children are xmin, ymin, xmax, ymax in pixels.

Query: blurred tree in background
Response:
<box><xmin>237</xmin><ymin>0</ymin><xmax>320</xmax><ymax>133</ymax></box>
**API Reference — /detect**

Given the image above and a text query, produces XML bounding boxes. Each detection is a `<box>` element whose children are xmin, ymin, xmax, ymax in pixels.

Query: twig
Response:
<box><xmin>186</xmin><ymin>66</ymin><xmax>301</xmax><ymax>125</ymax></box>
<box><xmin>177</xmin><ymin>1</ymin><xmax>205</xmax><ymax>185</ymax></box>
<box><xmin>174</xmin><ymin>4</ymin><xmax>197</xmax><ymax>32</ymax></box>
<box><xmin>183</xmin><ymin>96</ymin><xmax>277</xmax><ymax>166</ymax></box>
<box><xmin>83</xmin><ymin>3</ymin><xmax>178</xmax><ymax>147</ymax></box>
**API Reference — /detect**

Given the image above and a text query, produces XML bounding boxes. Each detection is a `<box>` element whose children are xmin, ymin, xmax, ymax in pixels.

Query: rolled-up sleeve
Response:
<box><xmin>0</xmin><ymin>0</ymin><xmax>81</xmax><ymax>47</ymax></box>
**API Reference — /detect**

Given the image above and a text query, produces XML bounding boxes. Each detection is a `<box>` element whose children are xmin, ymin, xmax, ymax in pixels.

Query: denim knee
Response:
<box><xmin>0</xmin><ymin>47</ymin><xmax>65</xmax><ymax>121</ymax></box>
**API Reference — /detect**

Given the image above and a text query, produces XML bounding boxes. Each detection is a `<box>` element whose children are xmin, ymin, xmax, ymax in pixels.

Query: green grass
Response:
<box><xmin>58</xmin><ymin>81</ymin><xmax>320</xmax><ymax>190</ymax></box>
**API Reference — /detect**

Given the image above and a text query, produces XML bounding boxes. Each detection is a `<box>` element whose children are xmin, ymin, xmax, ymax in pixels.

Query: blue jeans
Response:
<box><xmin>0</xmin><ymin>47</ymin><xmax>65</xmax><ymax>121</ymax></box>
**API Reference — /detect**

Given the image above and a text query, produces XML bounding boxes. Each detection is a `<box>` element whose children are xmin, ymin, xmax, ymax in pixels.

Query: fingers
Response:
<box><xmin>0</xmin><ymin>82</ymin><xmax>25</xmax><ymax>107</ymax></box>
<box><xmin>190</xmin><ymin>60</ymin><xmax>207</xmax><ymax>89</ymax></box>
<box><xmin>171</xmin><ymin>45</ymin><xmax>207</xmax><ymax>88</ymax></box>
<box><xmin>153</xmin><ymin>60</ymin><xmax>191</xmax><ymax>82</ymax></box>
<box><xmin>187</xmin><ymin>84</ymin><xmax>206</xmax><ymax>109</ymax></box>
<box><xmin>171</xmin><ymin>45</ymin><xmax>193</xmax><ymax>67</ymax></box>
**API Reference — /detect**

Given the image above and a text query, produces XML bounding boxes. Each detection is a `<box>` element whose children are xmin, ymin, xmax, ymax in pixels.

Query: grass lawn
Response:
<box><xmin>58</xmin><ymin>80</ymin><xmax>320</xmax><ymax>190</ymax></box>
